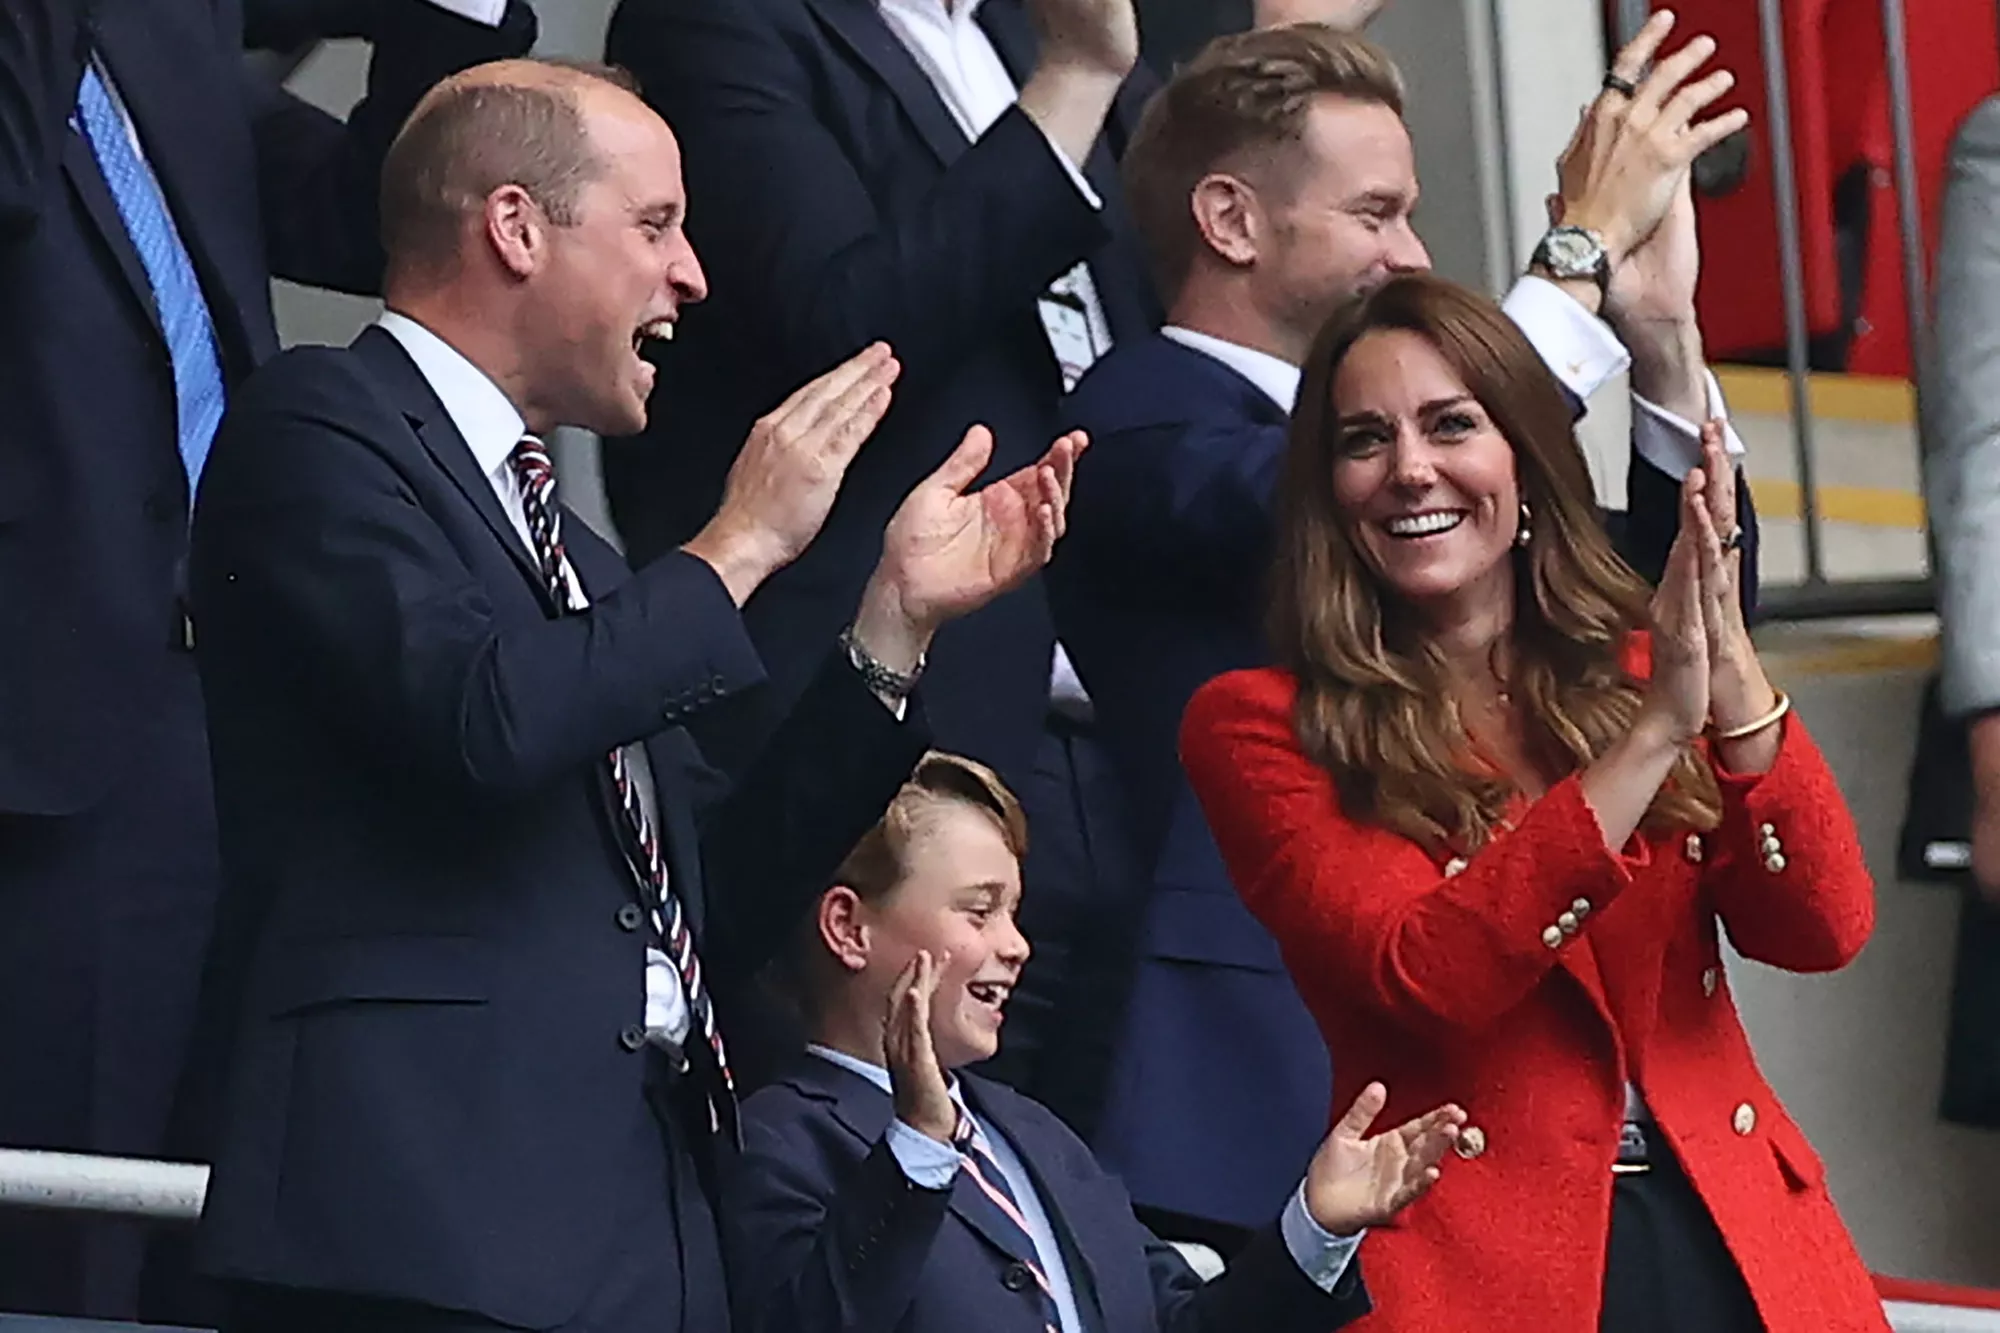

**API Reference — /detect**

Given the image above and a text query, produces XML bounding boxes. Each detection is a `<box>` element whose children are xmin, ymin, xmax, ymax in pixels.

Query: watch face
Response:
<box><xmin>1544</xmin><ymin>229</ymin><xmax>1601</xmax><ymax>276</ymax></box>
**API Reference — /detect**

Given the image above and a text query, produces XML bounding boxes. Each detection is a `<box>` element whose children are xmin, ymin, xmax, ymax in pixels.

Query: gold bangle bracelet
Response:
<box><xmin>1711</xmin><ymin>690</ymin><xmax>1790</xmax><ymax>741</ymax></box>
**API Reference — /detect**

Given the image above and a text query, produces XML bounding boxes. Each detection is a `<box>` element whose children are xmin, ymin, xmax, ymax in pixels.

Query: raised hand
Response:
<box><xmin>870</xmin><ymin>427</ymin><xmax>1085</xmax><ymax>634</ymax></box>
<box><xmin>886</xmin><ymin>950</ymin><xmax>959</xmax><ymax>1145</ymax></box>
<box><xmin>1557</xmin><ymin>10</ymin><xmax>1749</xmax><ymax>265</ymax></box>
<box><xmin>1303</xmin><ymin>1083</ymin><xmax>1465</xmax><ymax>1236</ymax></box>
<box><xmin>683</xmin><ymin>343</ymin><xmax>901</xmax><ymax>604</ymax></box>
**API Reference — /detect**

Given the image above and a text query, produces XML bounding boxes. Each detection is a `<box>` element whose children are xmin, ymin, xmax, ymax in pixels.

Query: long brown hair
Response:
<box><xmin>1269</xmin><ymin>274</ymin><xmax>1720</xmax><ymax>853</ymax></box>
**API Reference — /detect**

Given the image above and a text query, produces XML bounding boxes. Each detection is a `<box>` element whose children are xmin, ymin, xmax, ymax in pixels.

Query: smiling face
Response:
<box><xmin>817</xmin><ymin>797</ymin><xmax>1031</xmax><ymax>1071</ymax></box>
<box><xmin>524</xmin><ymin>87</ymin><xmax>707</xmax><ymax>436</ymax></box>
<box><xmin>1255</xmin><ymin>95</ymin><xmax>1428</xmax><ymax>347</ymax></box>
<box><xmin>1328</xmin><ymin>327</ymin><xmax>1521</xmax><ymax>610</ymax></box>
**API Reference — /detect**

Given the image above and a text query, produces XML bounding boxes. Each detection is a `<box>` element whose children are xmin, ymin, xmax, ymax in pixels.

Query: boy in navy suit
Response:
<box><xmin>725</xmin><ymin>752</ymin><xmax>1464</xmax><ymax>1333</ymax></box>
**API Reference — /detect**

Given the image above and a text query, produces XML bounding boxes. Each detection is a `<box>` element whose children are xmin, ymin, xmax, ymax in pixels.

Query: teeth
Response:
<box><xmin>639</xmin><ymin>319</ymin><xmax>674</xmax><ymax>343</ymax></box>
<box><xmin>967</xmin><ymin>982</ymin><xmax>1009</xmax><ymax>1005</ymax></box>
<box><xmin>1386</xmin><ymin>511</ymin><xmax>1464</xmax><ymax>537</ymax></box>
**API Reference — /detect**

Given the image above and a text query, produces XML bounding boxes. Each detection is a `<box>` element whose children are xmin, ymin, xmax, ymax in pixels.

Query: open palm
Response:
<box><xmin>880</xmin><ymin>426</ymin><xmax>1085</xmax><ymax>629</ymax></box>
<box><xmin>1303</xmin><ymin>1083</ymin><xmax>1464</xmax><ymax>1236</ymax></box>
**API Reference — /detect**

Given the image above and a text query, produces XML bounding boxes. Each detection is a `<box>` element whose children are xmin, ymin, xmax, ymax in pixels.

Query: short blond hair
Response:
<box><xmin>1123</xmin><ymin>24</ymin><xmax>1407</xmax><ymax>295</ymax></box>
<box><xmin>833</xmin><ymin>751</ymin><xmax>1029</xmax><ymax>902</ymax></box>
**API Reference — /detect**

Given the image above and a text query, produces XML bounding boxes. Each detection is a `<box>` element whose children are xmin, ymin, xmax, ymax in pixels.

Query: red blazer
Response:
<box><xmin>1180</xmin><ymin>650</ymin><xmax>1887</xmax><ymax>1333</ymax></box>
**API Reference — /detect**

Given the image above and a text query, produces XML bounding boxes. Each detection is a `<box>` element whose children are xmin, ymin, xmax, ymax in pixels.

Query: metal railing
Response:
<box><xmin>1614</xmin><ymin>0</ymin><xmax>1939</xmax><ymax>621</ymax></box>
<box><xmin>0</xmin><ymin>1151</ymin><xmax>205</xmax><ymax>1225</ymax></box>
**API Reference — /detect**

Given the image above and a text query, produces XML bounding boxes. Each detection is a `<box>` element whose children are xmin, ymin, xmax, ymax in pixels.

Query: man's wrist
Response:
<box><xmin>681</xmin><ymin>520</ymin><xmax>787</xmax><ymax>607</ymax></box>
<box><xmin>1621</xmin><ymin>317</ymin><xmax>1708</xmax><ymax>423</ymax></box>
<box><xmin>851</xmin><ymin>574</ymin><xmax>934</xmax><ymax>678</ymax></box>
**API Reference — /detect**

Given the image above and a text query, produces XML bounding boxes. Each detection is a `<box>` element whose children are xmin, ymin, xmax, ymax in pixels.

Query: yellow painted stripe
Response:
<box><xmin>1761</xmin><ymin>635</ymin><xmax>1938</xmax><ymax>677</ymax></box>
<box><xmin>1716</xmin><ymin>367</ymin><xmax>1916</xmax><ymax>426</ymax></box>
<box><xmin>1746</xmin><ymin>476</ymin><xmax>1927</xmax><ymax>528</ymax></box>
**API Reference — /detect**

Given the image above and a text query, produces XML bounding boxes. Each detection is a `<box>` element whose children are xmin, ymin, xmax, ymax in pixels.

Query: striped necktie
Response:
<box><xmin>509</xmin><ymin>436</ymin><xmax>736</xmax><ymax>1133</ymax></box>
<box><xmin>74</xmin><ymin>61</ymin><xmax>227</xmax><ymax>499</ymax></box>
<box><xmin>953</xmin><ymin>1113</ymin><xmax>1063</xmax><ymax>1333</ymax></box>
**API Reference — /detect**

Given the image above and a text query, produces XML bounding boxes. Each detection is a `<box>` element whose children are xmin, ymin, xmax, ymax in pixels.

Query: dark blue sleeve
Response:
<box><xmin>724</xmin><ymin>1116</ymin><xmax>954</xmax><ymax>1333</ymax></box>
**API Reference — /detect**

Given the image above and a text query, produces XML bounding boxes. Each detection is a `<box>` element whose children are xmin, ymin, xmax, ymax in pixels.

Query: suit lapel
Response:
<box><xmin>59</xmin><ymin>128</ymin><xmax>163</xmax><ymax>340</ymax></box>
<box><xmin>961</xmin><ymin>1078</ymin><xmax>1113</xmax><ymax>1324</ymax></box>
<box><xmin>805</xmin><ymin>0</ymin><xmax>970</xmax><ymax>167</ymax></box>
<box><xmin>976</xmin><ymin>0</ymin><xmax>1037</xmax><ymax>85</ymax></box>
<box><xmin>352</xmin><ymin>328</ymin><xmax>551</xmax><ymax>608</ymax></box>
<box><xmin>799</xmin><ymin>1058</ymin><xmax>1043</xmax><ymax>1267</ymax></box>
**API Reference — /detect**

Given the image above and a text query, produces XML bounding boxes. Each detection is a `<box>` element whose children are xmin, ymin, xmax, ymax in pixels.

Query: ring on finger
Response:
<box><xmin>1602</xmin><ymin>70</ymin><xmax>1639</xmax><ymax>97</ymax></box>
<box><xmin>1721</xmin><ymin>526</ymin><xmax>1743</xmax><ymax>552</ymax></box>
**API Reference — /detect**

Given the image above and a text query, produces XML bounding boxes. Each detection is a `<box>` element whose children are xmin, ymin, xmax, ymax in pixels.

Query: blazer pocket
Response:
<box><xmin>266</xmin><ymin>934</ymin><xmax>491</xmax><ymax>1018</ymax></box>
<box><xmin>1766</xmin><ymin>1111</ymin><xmax>1828</xmax><ymax>1192</ymax></box>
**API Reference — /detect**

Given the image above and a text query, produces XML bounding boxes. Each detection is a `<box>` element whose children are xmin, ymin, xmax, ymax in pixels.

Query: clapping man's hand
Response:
<box><xmin>850</xmin><ymin>426</ymin><xmax>1087</xmax><ymax>674</ymax></box>
<box><xmin>1302</xmin><ymin>1083</ymin><xmax>1465</xmax><ymax>1236</ymax></box>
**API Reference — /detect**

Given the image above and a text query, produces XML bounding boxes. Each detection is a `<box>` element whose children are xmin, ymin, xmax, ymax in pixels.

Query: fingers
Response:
<box><xmin>1686</xmin><ymin>479</ymin><xmax>1733</xmax><ymax>650</ymax></box>
<box><xmin>1333</xmin><ymin>1081</ymin><xmax>1389</xmax><ymax>1139</ymax></box>
<box><xmin>771</xmin><ymin>342</ymin><xmax>896</xmax><ymax>429</ymax></box>
<box><xmin>1608</xmin><ymin>7</ymin><xmax>1676</xmax><ymax>86</ymax></box>
<box><xmin>1632</xmin><ymin>32</ymin><xmax>1718</xmax><ymax>120</ymax></box>
<box><xmin>805</xmin><ymin>356</ymin><xmax>903</xmax><ymax>465</ymax></box>
<box><xmin>1684</xmin><ymin>105</ymin><xmax>1752</xmax><ymax>158</ymax></box>
<box><xmin>1701</xmin><ymin>421</ymin><xmax>1736</xmax><ymax>534</ymax></box>
<box><xmin>929</xmin><ymin>425</ymin><xmax>997</xmax><ymax>494</ymax></box>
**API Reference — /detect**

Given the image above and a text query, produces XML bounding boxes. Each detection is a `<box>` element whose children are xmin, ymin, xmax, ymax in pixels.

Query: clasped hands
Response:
<box><xmin>1645</xmin><ymin>425</ymin><xmax>1780</xmax><ymax>750</ymax></box>
<box><xmin>885</xmin><ymin>951</ymin><xmax>1466</xmax><ymax>1237</ymax></box>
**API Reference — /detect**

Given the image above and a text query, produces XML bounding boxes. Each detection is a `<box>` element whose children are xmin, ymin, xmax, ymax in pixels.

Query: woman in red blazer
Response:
<box><xmin>1180</xmin><ymin>273</ymin><xmax>1885</xmax><ymax>1333</ymax></box>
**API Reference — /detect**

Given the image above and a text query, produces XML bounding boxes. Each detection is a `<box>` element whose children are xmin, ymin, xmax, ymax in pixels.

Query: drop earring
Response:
<box><xmin>1514</xmin><ymin>502</ymin><xmax>1533</xmax><ymax>549</ymax></box>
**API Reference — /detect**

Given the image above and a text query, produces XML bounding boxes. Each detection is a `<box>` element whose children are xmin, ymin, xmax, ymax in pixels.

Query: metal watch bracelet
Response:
<box><xmin>839</xmin><ymin>625</ymin><xmax>925</xmax><ymax>702</ymax></box>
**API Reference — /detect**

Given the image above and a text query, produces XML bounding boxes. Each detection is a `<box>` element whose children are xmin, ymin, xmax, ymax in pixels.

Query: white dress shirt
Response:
<box><xmin>1165</xmin><ymin>274</ymin><xmax>1745</xmax><ymax>481</ymax></box>
<box><xmin>376</xmin><ymin>310</ymin><xmax>692</xmax><ymax>1049</ymax></box>
<box><xmin>807</xmin><ymin>1044</ymin><xmax>1361</xmax><ymax>1318</ymax></box>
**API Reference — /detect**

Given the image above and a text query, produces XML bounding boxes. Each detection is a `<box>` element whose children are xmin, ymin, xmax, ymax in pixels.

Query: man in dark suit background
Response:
<box><xmin>187</xmin><ymin>58</ymin><xmax>1082</xmax><ymax>1331</ymax></box>
<box><xmin>598</xmin><ymin>0</ymin><xmax>1384</xmax><ymax>1109</ymax></box>
<box><xmin>1051</xmin><ymin>17</ymin><xmax>1763</xmax><ymax>1250</ymax></box>
<box><xmin>0</xmin><ymin>0</ymin><xmax>532</xmax><ymax>1317</ymax></box>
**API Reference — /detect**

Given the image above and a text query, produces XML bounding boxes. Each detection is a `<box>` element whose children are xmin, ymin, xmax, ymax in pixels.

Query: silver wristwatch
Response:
<box><xmin>839</xmin><ymin>625</ymin><xmax>926</xmax><ymax>702</ymax></box>
<box><xmin>1530</xmin><ymin>225</ymin><xmax>1612</xmax><ymax>295</ymax></box>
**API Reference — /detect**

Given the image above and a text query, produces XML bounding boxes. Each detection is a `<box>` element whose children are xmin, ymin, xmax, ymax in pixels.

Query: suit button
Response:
<box><xmin>1454</xmin><ymin>1125</ymin><xmax>1487</xmax><ymax>1160</ymax></box>
<box><xmin>1001</xmin><ymin>1262</ymin><xmax>1033</xmax><ymax>1293</ymax></box>
<box><xmin>1571</xmin><ymin>898</ymin><xmax>1592</xmax><ymax>918</ymax></box>
<box><xmin>617</xmin><ymin>903</ymin><xmax>645</xmax><ymax>932</ymax></box>
<box><xmin>619</xmin><ymin>1023</ymin><xmax>647</xmax><ymax>1052</ymax></box>
<box><xmin>1702</xmin><ymin>966</ymin><xmax>1720</xmax><ymax>997</ymax></box>
<box><xmin>1557</xmin><ymin>911</ymin><xmax>1580</xmax><ymax>935</ymax></box>
<box><xmin>1443</xmin><ymin>856</ymin><xmax>1468</xmax><ymax>878</ymax></box>
<box><xmin>1685</xmin><ymin>833</ymin><xmax>1704</xmax><ymax>863</ymax></box>
<box><xmin>1541</xmin><ymin>925</ymin><xmax>1564</xmax><ymax>949</ymax></box>
<box><xmin>1732</xmin><ymin>1102</ymin><xmax>1757</xmax><ymax>1136</ymax></box>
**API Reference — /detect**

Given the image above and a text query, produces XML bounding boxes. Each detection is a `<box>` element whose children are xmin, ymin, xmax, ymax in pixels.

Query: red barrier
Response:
<box><xmin>1876</xmin><ymin>1274</ymin><xmax>2000</xmax><ymax>1312</ymax></box>
<box><xmin>1606</xmin><ymin>1</ymin><xmax>1998</xmax><ymax>377</ymax></box>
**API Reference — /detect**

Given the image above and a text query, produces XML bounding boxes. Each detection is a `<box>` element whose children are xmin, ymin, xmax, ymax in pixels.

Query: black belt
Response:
<box><xmin>1614</xmin><ymin>1120</ymin><xmax>1653</xmax><ymax>1176</ymax></box>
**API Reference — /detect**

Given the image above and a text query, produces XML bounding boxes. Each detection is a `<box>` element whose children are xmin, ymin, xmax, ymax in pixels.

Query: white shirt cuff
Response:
<box><xmin>1501</xmin><ymin>275</ymin><xmax>1630</xmax><ymax>403</ymax></box>
<box><xmin>1031</xmin><ymin>123</ymin><xmax>1103</xmax><ymax>210</ymax></box>
<box><xmin>1632</xmin><ymin>370</ymin><xmax>1748</xmax><ymax>480</ymax></box>
<box><xmin>424</xmin><ymin>0</ymin><xmax>507</xmax><ymax>23</ymax></box>
<box><xmin>1279</xmin><ymin>1181</ymin><xmax>1364</xmax><ymax>1293</ymax></box>
<box><xmin>887</xmin><ymin>1119</ymin><xmax>962</xmax><ymax>1191</ymax></box>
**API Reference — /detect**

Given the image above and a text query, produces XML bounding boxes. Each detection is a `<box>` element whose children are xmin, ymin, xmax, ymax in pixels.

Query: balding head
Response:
<box><xmin>379</xmin><ymin>58</ymin><xmax>646</xmax><ymax>282</ymax></box>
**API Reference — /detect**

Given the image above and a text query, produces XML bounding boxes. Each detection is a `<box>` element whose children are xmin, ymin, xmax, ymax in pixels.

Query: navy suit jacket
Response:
<box><xmin>600</xmin><ymin>0</ymin><xmax>1160</xmax><ymax>791</ymax></box>
<box><xmin>0</xmin><ymin>0</ymin><xmax>533</xmax><ymax>819</ymax></box>
<box><xmin>1049</xmin><ymin>331</ymin><xmax>1761</xmax><ymax>1228</ymax></box>
<box><xmin>185</xmin><ymin>328</ymin><xmax>931</xmax><ymax>1327</ymax></box>
<box><xmin>725</xmin><ymin>1052</ymin><xmax>1372</xmax><ymax>1333</ymax></box>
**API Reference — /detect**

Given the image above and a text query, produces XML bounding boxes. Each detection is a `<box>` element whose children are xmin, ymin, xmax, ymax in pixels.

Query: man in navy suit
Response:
<box><xmin>187</xmin><ymin>59</ymin><xmax>1084</xmax><ymax>1332</ymax></box>
<box><xmin>727</xmin><ymin>750</ymin><xmax>1464</xmax><ymax>1333</ymax></box>
<box><xmin>596</xmin><ymin>0</ymin><xmax>1386</xmax><ymax>1098</ymax></box>
<box><xmin>1051</xmin><ymin>17</ymin><xmax>1764</xmax><ymax>1249</ymax></box>
<box><xmin>0</xmin><ymin>0</ymin><xmax>533</xmax><ymax>1317</ymax></box>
